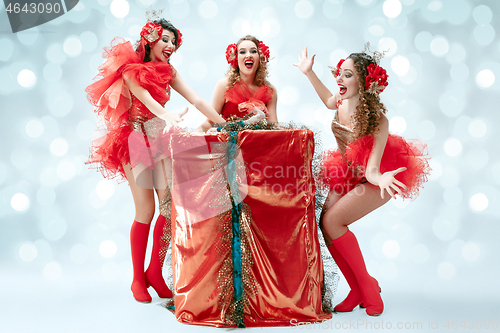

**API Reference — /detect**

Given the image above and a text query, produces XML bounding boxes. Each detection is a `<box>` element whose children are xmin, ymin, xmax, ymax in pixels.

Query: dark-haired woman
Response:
<box><xmin>86</xmin><ymin>16</ymin><xmax>226</xmax><ymax>303</ymax></box>
<box><xmin>294</xmin><ymin>46</ymin><xmax>429</xmax><ymax>316</ymax></box>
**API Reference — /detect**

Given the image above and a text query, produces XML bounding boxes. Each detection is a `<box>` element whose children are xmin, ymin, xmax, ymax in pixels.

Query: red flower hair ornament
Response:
<box><xmin>140</xmin><ymin>22</ymin><xmax>163</xmax><ymax>45</ymax></box>
<box><xmin>365</xmin><ymin>63</ymin><xmax>389</xmax><ymax>94</ymax></box>
<box><xmin>225</xmin><ymin>40</ymin><xmax>271</xmax><ymax>67</ymax></box>
<box><xmin>332</xmin><ymin>59</ymin><xmax>345</xmax><ymax>78</ymax></box>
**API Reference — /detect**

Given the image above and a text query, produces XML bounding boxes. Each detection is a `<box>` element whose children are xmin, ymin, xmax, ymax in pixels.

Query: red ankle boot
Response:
<box><xmin>327</xmin><ymin>244</ymin><xmax>363</xmax><ymax>312</ymax></box>
<box><xmin>145</xmin><ymin>215</ymin><xmax>173</xmax><ymax>298</ymax></box>
<box><xmin>332</xmin><ymin>230</ymin><xmax>383</xmax><ymax>316</ymax></box>
<box><xmin>130</xmin><ymin>221</ymin><xmax>152</xmax><ymax>303</ymax></box>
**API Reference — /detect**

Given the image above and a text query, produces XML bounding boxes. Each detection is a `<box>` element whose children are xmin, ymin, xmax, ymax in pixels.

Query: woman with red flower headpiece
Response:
<box><xmin>294</xmin><ymin>45</ymin><xmax>430</xmax><ymax>316</ymax></box>
<box><xmin>198</xmin><ymin>35</ymin><xmax>277</xmax><ymax>130</ymax></box>
<box><xmin>86</xmin><ymin>15</ymin><xmax>226</xmax><ymax>303</ymax></box>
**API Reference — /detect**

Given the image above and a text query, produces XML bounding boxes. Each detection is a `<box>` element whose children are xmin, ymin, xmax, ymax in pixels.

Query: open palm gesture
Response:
<box><xmin>293</xmin><ymin>47</ymin><xmax>315</xmax><ymax>75</ymax></box>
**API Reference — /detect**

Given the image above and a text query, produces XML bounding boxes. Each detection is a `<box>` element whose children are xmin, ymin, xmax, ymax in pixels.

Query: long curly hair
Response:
<box><xmin>226</xmin><ymin>35</ymin><xmax>273</xmax><ymax>91</ymax></box>
<box><xmin>347</xmin><ymin>53</ymin><xmax>388</xmax><ymax>139</ymax></box>
<box><xmin>141</xmin><ymin>19</ymin><xmax>180</xmax><ymax>62</ymax></box>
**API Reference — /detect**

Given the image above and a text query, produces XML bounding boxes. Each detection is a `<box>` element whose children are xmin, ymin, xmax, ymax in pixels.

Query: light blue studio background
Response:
<box><xmin>1</xmin><ymin>0</ymin><xmax>499</xmax><ymax>332</ymax></box>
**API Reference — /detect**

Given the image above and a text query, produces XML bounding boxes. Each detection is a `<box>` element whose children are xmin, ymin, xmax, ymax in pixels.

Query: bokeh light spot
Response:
<box><xmin>280</xmin><ymin>87</ymin><xmax>298</xmax><ymax>105</ymax></box>
<box><xmin>391</xmin><ymin>55</ymin><xmax>410</xmax><ymax>76</ymax></box>
<box><xmin>443</xmin><ymin>138</ymin><xmax>462</xmax><ymax>157</ymax></box>
<box><xmin>468</xmin><ymin>118</ymin><xmax>487</xmax><ymax>138</ymax></box>
<box><xmin>44</xmin><ymin>262</ymin><xmax>62</xmax><ymax>280</ymax></box>
<box><xmin>430</xmin><ymin>36</ymin><xmax>449</xmax><ymax>57</ymax></box>
<box><xmin>469</xmin><ymin>193</ymin><xmax>488</xmax><ymax>212</ymax></box>
<box><xmin>461</xmin><ymin>243</ymin><xmax>480</xmax><ymax>262</ymax></box>
<box><xmin>63</xmin><ymin>37</ymin><xmax>83</xmax><ymax>57</ymax></box>
<box><xmin>50</xmin><ymin>138</ymin><xmax>69</xmax><ymax>157</ymax></box>
<box><xmin>17</xmin><ymin>69</ymin><xmax>36</xmax><ymax>88</ymax></box>
<box><xmin>473</xmin><ymin>24</ymin><xmax>495</xmax><ymax>46</ymax></box>
<box><xmin>437</xmin><ymin>262</ymin><xmax>455</xmax><ymax>280</ymax></box>
<box><xmin>19</xmin><ymin>243</ymin><xmax>38</xmax><ymax>262</ymax></box>
<box><xmin>11</xmin><ymin>193</ymin><xmax>30</xmax><ymax>212</ymax></box>
<box><xmin>199</xmin><ymin>0</ymin><xmax>218</xmax><ymax>19</ymax></box>
<box><xmin>110</xmin><ymin>0</ymin><xmax>129</xmax><ymax>18</ymax></box>
<box><xmin>389</xmin><ymin>116</ymin><xmax>407</xmax><ymax>134</ymax></box>
<box><xmin>96</xmin><ymin>180</ymin><xmax>115</xmax><ymax>200</ymax></box>
<box><xmin>414</xmin><ymin>31</ymin><xmax>432</xmax><ymax>52</ymax></box>
<box><xmin>57</xmin><ymin>160</ymin><xmax>76</xmax><ymax>180</ymax></box>
<box><xmin>295</xmin><ymin>0</ymin><xmax>314</xmax><ymax>19</ymax></box>
<box><xmin>476</xmin><ymin>69</ymin><xmax>495</xmax><ymax>88</ymax></box>
<box><xmin>473</xmin><ymin>5</ymin><xmax>492</xmax><ymax>24</ymax></box>
<box><xmin>433</xmin><ymin>217</ymin><xmax>459</xmax><ymax>241</ymax></box>
<box><xmin>378</xmin><ymin>37</ymin><xmax>397</xmax><ymax>57</ymax></box>
<box><xmin>417</xmin><ymin>119</ymin><xmax>436</xmax><ymax>140</ymax></box>
<box><xmin>99</xmin><ymin>240</ymin><xmax>118</xmax><ymax>258</ymax></box>
<box><xmin>382</xmin><ymin>240</ymin><xmax>400</xmax><ymax>258</ymax></box>
<box><xmin>0</xmin><ymin>38</ymin><xmax>14</xmax><ymax>62</ymax></box>
<box><xmin>382</xmin><ymin>0</ymin><xmax>402</xmax><ymax>18</ymax></box>
<box><xmin>41</xmin><ymin>218</ymin><xmax>67</xmax><ymax>241</ymax></box>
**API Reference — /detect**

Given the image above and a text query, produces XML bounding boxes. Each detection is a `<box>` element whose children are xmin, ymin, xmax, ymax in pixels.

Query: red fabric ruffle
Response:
<box><xmin>319</xmin><ymin>134</ymin><xmax>430</xmax><ymax>200</ymax></box>
<box><xmin>221</xmin><ymin>82</ymin><xmax>273</xmax><ymax>119</ymax></box>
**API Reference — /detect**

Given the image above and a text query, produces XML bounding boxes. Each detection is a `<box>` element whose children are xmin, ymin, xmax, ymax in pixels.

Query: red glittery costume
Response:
<box><xmin>86</xmin><ymin>38</ymin><xmax>176</xmax><ymax>180</ymax></box>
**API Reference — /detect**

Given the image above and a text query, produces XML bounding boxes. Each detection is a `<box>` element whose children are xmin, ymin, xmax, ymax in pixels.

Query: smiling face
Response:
<box><xmin>237</xmin><ymin>40</ymin><xmax>260</xmax><ymax>76</ymax></box>
<box><xmin>150</xmin><ymin>29</ymin><xmax>176</xmax><ymax>62</ymax></box>
<box><xmin>336</xmin><ymin>58</ymin><xmax>360</xmax><ymax>100</ymax></box>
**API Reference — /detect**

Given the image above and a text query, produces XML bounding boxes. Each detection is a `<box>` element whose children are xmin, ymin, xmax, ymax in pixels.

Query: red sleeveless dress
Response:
<box><xmin>221</xmin><ymin>81</ymin><xmax>273</xmax><ymax>120</ymax></box>
<box><xmin>86</xmin><ymin>38</ymin><xmax>176</xmax><ymax>180</ymax></box>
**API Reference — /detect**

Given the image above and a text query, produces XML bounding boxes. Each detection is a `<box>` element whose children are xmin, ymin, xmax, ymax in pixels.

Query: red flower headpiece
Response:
<box><xmin>258</xmin><ymin>41</ymin><xmax>270</xmax><ymax>62</ymax></box>
<box><xmin>365</xmin><ymin>63</ymin><xmax>388</xmax><ymax>94</ymax></box>
<box><xmin>332</xmin><ymin>59</ymin><xmax>345</xmax><ymax>78</ymax></box>
<box><xmin>225</xmin><ymin>40</ymin><xmax>271</xmax><ymax>67</ymax></box>
<box><xmin>225</xmin><ymin>43</ymin><xmax>238</xmax><ymax>67</ymax></box>
<box><xmin>140</xmin><ymin>22</ymin><xmax>163</xmax><ymax>45</ymax></box>
<box><xmin>175</xmin><ymin>29</ymin><xmax>183</xmax><ymax>49</ymax></box>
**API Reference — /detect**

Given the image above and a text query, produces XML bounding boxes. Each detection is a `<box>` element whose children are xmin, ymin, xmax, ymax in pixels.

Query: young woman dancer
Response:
<box><xmin>198</xmin><ymin>35</ymin><xmax>277</xmax><ymax>131</ymax></box>
<box><xmin>294</xmin><ymin>46</ymin><xmax>429</xmax><ymax>316</ymax></box>
<box><xmin>86</xmin><ymin>15</ymin><xmax>226</xmax><ymax>303</ymax></box>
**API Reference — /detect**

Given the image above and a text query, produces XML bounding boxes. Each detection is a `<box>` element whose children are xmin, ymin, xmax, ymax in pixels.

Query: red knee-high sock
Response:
<box><xmin>145</xmin><ymin>215</ymin><xmax>173</xmax><ymax>298</ymax></box>
<box><xmin>332</xmin><ymin>230</ymin><xmax>383</xmax><ymax>316</ymax></box>
<box><xmin>327</xmin><ymin>244</ymin><xmax>363</xmax><ymax>312</ymax></box>
<box><xmin>130</xmin><ymin>221</ymin><xmax>152</xmax><ymax>303</ymax></box>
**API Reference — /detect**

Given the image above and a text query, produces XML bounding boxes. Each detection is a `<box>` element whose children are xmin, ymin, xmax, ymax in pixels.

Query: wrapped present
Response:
<box><xmin>169</xmin><ymin>129</ymin><xmax>332</xmax><ymax>327</ymax></box>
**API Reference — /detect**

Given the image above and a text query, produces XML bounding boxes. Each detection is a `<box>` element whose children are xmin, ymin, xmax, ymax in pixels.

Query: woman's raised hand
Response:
<box><xmin>293</xmin><ymin>47</ymin><xmax>315</xmax><ymax>75</ymax></box>
<box><xmin>378</xmin><ymin>167</ymin><xmax>408</xmax><ymax>200</ymax></box>
<box><xmin>161</xmin><ymin>107</ymin><xmax>188</xmax><ymax>133</ymax></box>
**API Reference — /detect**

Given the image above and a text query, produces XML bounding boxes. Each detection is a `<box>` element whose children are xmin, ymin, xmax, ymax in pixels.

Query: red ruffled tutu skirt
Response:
<box><xmin>88</xmin><ymin>120</ymin><xmax>178</xmax><ymax>181</ymax></box>
<box><xmin>318</xmin><ymin>134</ymin><xmax>430</xmax><ymax>200</ymax></box>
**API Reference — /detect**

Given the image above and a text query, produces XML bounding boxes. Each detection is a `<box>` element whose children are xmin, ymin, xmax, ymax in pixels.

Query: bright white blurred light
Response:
<box><xmin>63</xmin><ymin>37</ymin><xmax>83</xmax><ymax>57</ymax></box>
<box><xmin>391</xmin><ymin>55</ymin><xmax>410</xmax><ymax>76</ymax></box>
<box><xmin>476</xmin><ymin>69</ymin><xmax>495</xmax><ymax>88</ymax></box>
<box><xmin>443</xmin><ymin>138</ymin><xmax>462</xmax><ymax>156</ymax></box>
<box><xmin>70</xmin><ymin>244</ymin><xmax>89</xmax><ymax>264</ymax></box>
<box><xmin>19</xmin><ymin>243</ymin><xmax>38</xmax><ymax>262</ymax></box>
<box><xmin>378</xmin><ymin>37</ymin><xmax>397</xmax><ymax>57</ymax></box>
<box><xmin>383</xmin><ymin>0</ymin><xmax>402</xmax><ymax>18</ymax></box>
<box><xmin>199</xmin><ymin>0</ymin><xmax>218</xmax><ymax>19</ymax></box>
<box><xmin>50</xmin><ymin>138</ymin><xmax>68</xmax><ymax>157</ymax></box>
<box><xmin>11</xmin><ymin>193</ymin><xmax>30</xmax><ymax>212</ymax></box>
<box><xmin>428</xmin><ymin>159</ymin><xmax>442</xmax><ymax>180</ymax></box>
<box><xmin>469</xmin><ymin>193</ymin><xmax>488</xmax><ymax>212</ymax></box>
<box><xmin>280</xmin><ymin>87</ymin><xmax>298</xmax><ymax>105</ymax></box>
<box><xmin>295</xmin><ymin>0</ymin><xmax>314</xmax><ymax>19</ymax></box>
<box><xmin>44</xmin><ymin>262</ymin><xmax>62</xmax><ymax>280</ymax></box>
<box><xmin>99</xmin><ymin>240</ymin><xmax>118</xmax><ymax>258</ymax></box>
<box><xmin>389</xmin><ymin>116</ymin><xmax>407</xmax><ymax>134</ymax></box>
<box><xmin>473</xmin><ymin>24</ymin><xmax>495</xmax><ymax>46</ymax></box>
<box><xmin>110</xmin><ymin>0</ymin><xmax>129</xmax><ymax>18</ymax></box>
<box><xmin>382</xmin><ymin>240</ymin><xmax>400</xmax><ymax>258</ymax></box>
<box><xmin>25</xmin><ymin>119</ymin><xmax>44</xmax><ymax>138</ymax></box>
<box><xmin>462</xmin><ymin>243</ymin><xmax>481</xmax><ymax>262</ymax></box>
<box><xmin>17</xmin><ymin>69</ymin><xmax>36</xmax><ymax>88</ymax></box>
<box><xmin>437</xmin><ymin>262</ymin><xmax>456</xmax><ymax>280</ymax></box>
<box><xmin>430</xmin><ymin>36</ymin><xmax>449</xmax><ymax>57</ymax></box>
<box><xmin>468</xmin><ymin>119</ymin><xmax>487</xmax><ymax>138</ymax></box>
<box><xmin>96</xmin><ymin>180</ymin><xmax>115</xmax><ymax>200</ymax></box>
<box><xmin>411</xmin><ymin>244</ymin><xmax>429</xmax><ymax>264</ymax></box>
